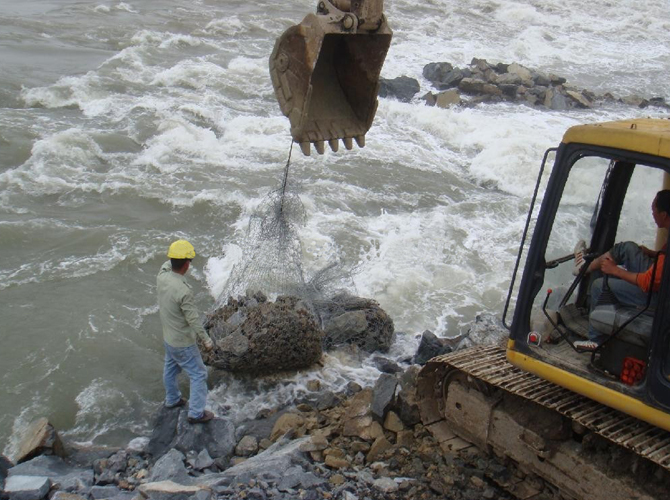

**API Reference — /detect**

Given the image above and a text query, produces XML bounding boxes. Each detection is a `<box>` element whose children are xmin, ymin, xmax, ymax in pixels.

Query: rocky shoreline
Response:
<box><xmin>379</xmin><ymin>58</ymin><xmax>670</xmax><ymax>111</ymax></box>
<box><xmin>1</xmin><ymin>315</ymin><xmax>514</xmax><ymax>500</ymax></box>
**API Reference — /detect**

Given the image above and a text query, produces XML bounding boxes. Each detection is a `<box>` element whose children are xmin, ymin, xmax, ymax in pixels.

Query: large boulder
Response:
<box><xmin>7</xmin><ymin>455</ymin><xmax>93</xmax><ymax>494</ymax></box>
<box><xmin>320</xmin><ymin>293</ymin><xmax>395</xmax><ymax>353</ymax></box>
<box><xmin>147</xmin><ymin>408</ymin><xmax>235</xmax><ymax>462</ymax></box>
<box><xmin>203</xmin><ymin>294</ymin><xmax>323</xmax><ymax>373</ymax></box>
<box><xmin>378</xmin><ymin>76</ymin><xmax>420</xmax><ymax>102</ymax></box>
<box><xmin>14</xmin><ymin>418</ymin><xmax>66</xmax><ymax>464</ymax></box>
<box><xmin>197</xmin><ymin>436</ymin><xmax>310</xmax><ymax>487</ymax></box>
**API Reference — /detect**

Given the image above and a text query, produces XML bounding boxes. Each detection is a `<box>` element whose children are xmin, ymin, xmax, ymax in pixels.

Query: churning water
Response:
<box><xmin>1</xmin><ymin>0</ymin><xmax>668</xmax><ymax>455</ymax></box>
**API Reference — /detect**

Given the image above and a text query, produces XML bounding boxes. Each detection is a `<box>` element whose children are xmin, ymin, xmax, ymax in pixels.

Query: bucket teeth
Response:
<box><xmin>329</xmin><ymin>139</ymin><xmax>339</xmax><ymax>152</ymax></box>
<box><xmin>299</xmin><ymin>142</ymin><xmax>311</xmax><ymax>156</ymax></box>
<box><xmin>343</xmin><ymin>137</ymin><xmax>353</xmax><ymax>150</ymax></box>
<box><xmin>315</xmin><ymin>140</ymin><xmax>325</xmax><ymax>155</ymax></box>
<box><xmin>355</xmin><ymin>135</ymin><xmax>365</xmax><ymax>148</ymax></box>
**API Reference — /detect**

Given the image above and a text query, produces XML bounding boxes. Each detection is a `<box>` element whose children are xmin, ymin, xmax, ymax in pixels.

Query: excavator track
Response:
<box><xmin>417</xmin><ymin>345</ymin><xmax>670</xmax><ymax>500</ymax></box>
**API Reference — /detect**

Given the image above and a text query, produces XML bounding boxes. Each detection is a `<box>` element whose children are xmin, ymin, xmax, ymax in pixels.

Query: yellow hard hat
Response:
<box><xmin>167</xmin><ymin>240</ymin><xmax>196</xmax><ymax>259</ymax></box>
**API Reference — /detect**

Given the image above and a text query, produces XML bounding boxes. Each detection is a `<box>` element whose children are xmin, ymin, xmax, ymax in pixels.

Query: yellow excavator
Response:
<box><xmin>270</xmin><ymin>3</ymin><xmax>670</xmax><ymax>499</ymax></box>
<box><xmin>416</xmin><ymin>120</ymin><xmax>670</xmax><ymax>500</ymax></box>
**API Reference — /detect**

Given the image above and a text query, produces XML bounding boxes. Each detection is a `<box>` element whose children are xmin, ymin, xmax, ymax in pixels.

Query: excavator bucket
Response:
<box><xmin>269</xmin><ymin>0</ymin><xmax>392</xmax><ymax>155</ymax></box>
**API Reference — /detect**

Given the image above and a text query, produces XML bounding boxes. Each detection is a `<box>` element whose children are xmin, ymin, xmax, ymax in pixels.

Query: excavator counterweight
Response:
<box><xmin>269</xmin><ymin>0</ymin><xmax>392</xmax><ymax>155</ymax></box>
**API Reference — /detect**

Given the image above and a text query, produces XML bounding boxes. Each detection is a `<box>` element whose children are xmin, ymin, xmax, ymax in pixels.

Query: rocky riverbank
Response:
<box><xmin>1</xmin><ymin>317</ymin><xmax>516</xmax><ymax>500</ymax></box>
<box><xmin>379</xmin><ymin>58</ymin><xmax>670</xmax><ymax>111</ymax></box>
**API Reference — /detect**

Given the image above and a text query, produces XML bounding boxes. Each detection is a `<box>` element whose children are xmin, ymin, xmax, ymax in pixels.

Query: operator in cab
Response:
<box><xmin>573</xmin><ymin>190</ymin><xmax>670</xmax><ymax>351</ymax></box>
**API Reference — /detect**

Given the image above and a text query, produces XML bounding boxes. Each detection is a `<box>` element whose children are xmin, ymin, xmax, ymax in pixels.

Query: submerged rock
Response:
<box><xmin>203</xmin><ymin>295</ymin><xmax>323</xmax><ymax>373</ymax></box>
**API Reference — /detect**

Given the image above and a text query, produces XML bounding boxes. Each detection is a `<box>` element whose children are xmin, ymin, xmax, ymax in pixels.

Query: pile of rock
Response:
<box><xmin>202</xmin><ymin>292</ymin><xmax>395</xmax><ymax>374</ymax></box>
<box><xmin>379</xmin><ymin>57</ymin><xmax>670</xmax><ymax>111</ymax></box>
<box><xmin>1</xmin><ymin>364</ymin><xmax>518</xmax><ymax>500</ymax></box>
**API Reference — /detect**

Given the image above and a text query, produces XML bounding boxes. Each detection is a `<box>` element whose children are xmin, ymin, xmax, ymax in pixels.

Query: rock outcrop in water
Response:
<box><xmin>379</xmin><ymin>57</ymin><xmax>670</xmax><ymax>111</ymax></box>
<box><xmin>202</xmin><ymin>292</ymin><xmax>395</xmax><ymax>374</ymax></box>
<box><xmin>319</xmin><ymin>293</ymin><xmax>395</xmax><ymax>354</ymax></box>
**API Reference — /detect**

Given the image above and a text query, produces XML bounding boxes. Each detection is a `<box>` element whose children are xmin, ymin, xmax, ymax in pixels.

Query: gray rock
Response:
<box><xmin>147</xmin><ymin>404</ymin><xmax>182</xmax><ymax>459</ymax></box>
<box><xmin>233</xmin><ymin>412</ymin><xmax>283</xmax><ymax>442</ymax></box>
<box><xmin>89</xmin><ymin>485</ymin><xmax>128</xmax><ymax>499</ymax></box>
<box><xmin>139</xmin><ymin>481</ymin><xmax>211</xmax><ymax>500</ymax></box>
<box><xmin>198</xmin><ymin>437</ymin><xmax>309</xmax><ymax>487</ymax></box>
<box><xmin>321</xmin><ymin>294</ymin><xmax>395</xmax><ymax>353</ymax></box>
<box><xmin>533</xmin><ymin>72</ymin><xmax>551</xmax><ymax>86</ymax></box>
<box><xmin>458</xmin><ymin>78</ymin><xmax>486</xmax><ymax>94</ymax></box>
<box><xmin>495</xmin><ymin>73</ymin><xmax>522</xmax><ymax>86</ymax></box>
<box><xmin>498</xmin><ymin>84</ymin><xmax>519</xmax><ymax>98</ymax></box>
<box><xmin>7</xmin><ymin>456</ymin><xmax>93</xmax><ymax>493</ymax></box>
<box><xmin>1</xmin><ymin>454</ymin><xmax>12</xmax><ymax>490</ymax></box>
<box><xmin>373</xmin><ymin>476</ymin><xmax>398</xmax><ymax>493</ymax></box>
<box><xmin>507</xmin><ymin>63</ymin><xmax>533</xmax><ymax>82</ymax></box>
<box><xmin>4</xmin><ymin>475</ymin><xmax>51</xmax><ymax>500</ymax></box>
<box><xmin>465</xmin><ymin>314</ymin><xmax>507</xmax><ymax>345</ymax></box>
<box><xmin>14</xmin><ymin>418</ymin><xmax>65</xmax><ymax>464</ymax></box>
<box><xmin>378</xmin><ymin>76</ymin><xmax>421</xmax><ymax>103</ymax></box>
<box><xmin>346</xmin><ymin>381</ymin><xmax>362</xmax><ymax>395</ymax></box>
<box><xmin>371</xmin><ymin>356</ymin><xmax>403</xmax><ymax>374</ymax></box>
<box><xmin>566</xmin><ymin>90</ymin><xmax>592</xmax><ymax>108</ymax></box>
<box><xmin>65</xmin><ymin>445</ymin><xmax>119</xmax><ymax>468</ymax></box>
<box><xmin>194</xmin><ymin>450</ymin><xmax>214</xmax><ymax>471</ymax></box>
<box><xmin>396</xmin><ymin>365</ymin><xmax>422</xmax><ymax>426</ymax></box>
<box><xmin>234</xmin><ymin>436</ymin><xmax>258</xmax><ymax>458</ymax></box>
<box><xmin>413</xmin><ymin>330</ymin><xmax>452</xmax><ymax>365</ymax></box>
<box><xmin>148</xmin><ymin>449</ymin><xmax>191</xmax><ymax>485</ymax></box>
<box><xmin>422</xmin><ymin>91</ymin><xmax>437</xmax><ymax>106</ymax></box>
<box><xmin>277</xmin><ymin>467</ymin><xmax>323</xmax><ymax>491</ymax></box>
<box><xmin>422</xmin><ymin>62</ymin><xmax>454</xmax><ymax>85</ymax></box>
<box><xmin>438</xmin><ymin>69</ymin><xmax>465</xmax><ymax>89</ymax></box>
<box><xmin>300</xmin><ymin>390</ymin><xmax>341</xmax><ymax>411</ymax></box>
<box><xmin>470</xmin><ymin>57</ymin><xmax>491</xmax><ymax>72</ymax></box>
<box><xmin>549</xmin><ymin>73</ymin><xmax>567</xmax><ymax>85</ymax></box>
<box><xmin>621</xmin><ymin>95</ymin><xmax>649</xmax><ymax>108</ymax></box>
<box><xmin>51</xmin><ymin>492</ymin><xmax>88</xmax><ymax>500</ymax></box>
<box><xmin>371</xmin><ymin>373</ymin><xmax>398</xmax><ymax>421</ymax></box>
<box><xmin>173</xmin><ymin>413</ymin><xmax>235</xmax><ymax>460</ymax></box>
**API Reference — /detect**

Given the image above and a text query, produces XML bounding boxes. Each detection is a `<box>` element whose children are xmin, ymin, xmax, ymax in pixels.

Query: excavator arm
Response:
<box><xmin>269</xmin><ymin>0</ymin><xmax>392</xmax><ymax>155</ymax></box>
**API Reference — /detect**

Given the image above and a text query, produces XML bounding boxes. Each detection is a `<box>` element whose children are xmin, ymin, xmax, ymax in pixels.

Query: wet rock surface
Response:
<box><xmin>202</xmin><ymin>292</ymin><xmax>395</xmax><ymax>375</ymax></box>
<box><xmin>202</xmin><ymin>294</ymin><xmax>323</xmax><ymax>373</ymax></box>
<box><xmin>2</xmin><ymin>341</ymin><xmax>519</xmax><ymax>500</ymax></box>
<box><xmin>319</xmin><ymin>293</ymin><xmax>395</xmax><ymax>353</ymax></box>
<box><xmin>379</xmin><ymin>57</ymin><xmax>670</xmax><ymax>111</ymax></box>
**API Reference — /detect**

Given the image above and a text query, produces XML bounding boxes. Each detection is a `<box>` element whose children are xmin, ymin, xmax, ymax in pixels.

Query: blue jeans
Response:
<box><xmin>163</xmin><ymin>342</ymin><xmax>208</xmax><ymax>419</ymax></box>
<box><xmin>588</xmin><ymin>241</ymin><xmax>656</xmax><ymax>341</ymax></box>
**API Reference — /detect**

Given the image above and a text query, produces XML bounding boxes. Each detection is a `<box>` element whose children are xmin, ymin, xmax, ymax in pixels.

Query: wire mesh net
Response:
<box><xmin>213</xmin><ymin>145</ymin><xmax>357</xmax><ymax>312</ymax></box>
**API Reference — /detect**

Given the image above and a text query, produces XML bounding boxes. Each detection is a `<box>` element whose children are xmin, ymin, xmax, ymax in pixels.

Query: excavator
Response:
<box><xmin>270</xmin><ymin>2</ymin><xmax>670</xmax><ymax>499</ymax></box>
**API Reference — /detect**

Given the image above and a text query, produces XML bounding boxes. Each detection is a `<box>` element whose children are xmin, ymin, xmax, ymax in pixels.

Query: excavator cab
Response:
<box><xmin>269</xmin><ymin>0</ymin><xmax>392</xmax><ymax>155</ymax></box>
<box><xmin>505</xmin><ymin>118</ymin><xmax>670</xmax><ymax>430</ymax></box>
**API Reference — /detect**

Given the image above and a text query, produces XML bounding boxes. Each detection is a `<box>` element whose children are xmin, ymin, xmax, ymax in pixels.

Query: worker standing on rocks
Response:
<box><xmin>157</xmin><ymin>239</ymin><xmax>215</xmax><ymax>424</ymax></box>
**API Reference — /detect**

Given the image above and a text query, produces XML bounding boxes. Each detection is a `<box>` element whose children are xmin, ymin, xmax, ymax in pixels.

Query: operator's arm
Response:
<box><xmin>600</xmin><ymin>255</ymin><xmax>640</xmax><ymax>287</ymax></box>
<box><xmin>601</xmin><ymin>254</ymin><xmax>664</xmax><ymax>293</ymax></box>
<box><xmin>180</xmin><ymin>291</ymin><xmax>213</xmax><ymax>346</ymax></box>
